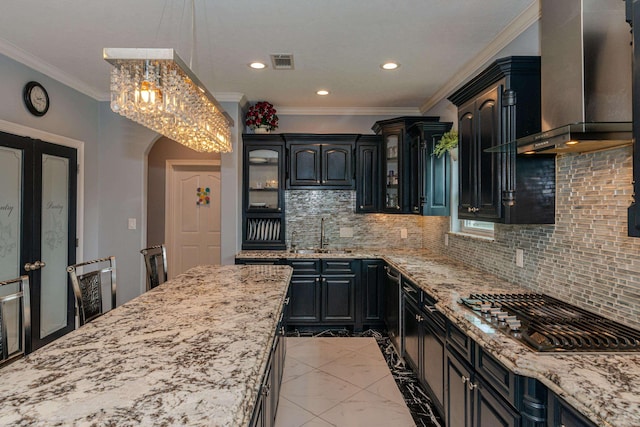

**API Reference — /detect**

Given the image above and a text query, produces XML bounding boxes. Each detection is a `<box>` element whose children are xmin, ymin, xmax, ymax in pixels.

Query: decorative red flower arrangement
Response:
<box><xmin>245</xmin><ymin>101</ymin><xmax>279</xmax><ymax>131</ymax></box>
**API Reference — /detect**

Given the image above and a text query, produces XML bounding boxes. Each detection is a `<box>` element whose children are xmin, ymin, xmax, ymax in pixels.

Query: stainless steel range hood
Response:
<box><xmin>516</xmin><ymin>0</ymin><xmax>632</xmax><ymax>155</ymax></box>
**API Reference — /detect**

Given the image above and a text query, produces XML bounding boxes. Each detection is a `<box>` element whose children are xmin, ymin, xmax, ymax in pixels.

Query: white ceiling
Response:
<box><xmin>0</xmin><ymin>0</ymin><xmax>538</xmax><ymax>113</ymax></box>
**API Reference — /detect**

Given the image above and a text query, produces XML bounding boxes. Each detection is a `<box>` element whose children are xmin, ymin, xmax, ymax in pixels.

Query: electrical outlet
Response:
<box><xmin>340</xmin><ymin>227</ymin><xmax>354</xmax><ymax>238</ymax></box>
<box><xmin>400</xmin><ymin>228</ymin><xmax>408</xmax><ymax>239</ymax></box>
<box><xmin>444</xmin><ymin>234</ymin><xmax>449</xmax><ymax>246</ymax></box>
<box><xmin>516</xmin><ymin>249</ymin><xmax>524</xmax><ymax>268</ymax></box>
<box><xmin>128</xmin><ymin>218</ymin><xmax>136</xmax><ymax>230</ymax></box>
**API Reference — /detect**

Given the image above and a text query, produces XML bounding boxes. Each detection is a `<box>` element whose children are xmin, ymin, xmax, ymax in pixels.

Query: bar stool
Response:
<box><xmin>140</xmin><ymin>244</ymin><xmax>168</xmax><ymax>290</ymax></box>
<box><xmin>67</xmin><ymin>256</ymin><xmax>116</xmax><ymax>326</ymax></box>
<box><xmin>0</xmin><ymin>275</ymin><xmax>31</xmax><ymax>367</ymax></box>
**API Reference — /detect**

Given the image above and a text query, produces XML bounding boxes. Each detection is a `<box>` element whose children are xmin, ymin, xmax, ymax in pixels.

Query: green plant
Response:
<box><xmin>433</xmin><ymin>130</ymin><xmax>458</xmax><ymax>158</ymax></box>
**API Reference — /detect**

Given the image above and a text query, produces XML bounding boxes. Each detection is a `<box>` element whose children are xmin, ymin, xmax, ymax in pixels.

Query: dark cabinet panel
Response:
<box><xmin>356</xmin><ymin>136</ymin><xmax>382</xmax><ymax>212</ymax></box>
<box><xmin>322</xmin><ymin>275</ymin><xmax>356</xmax><ymax>322</ymax></box>
<box><xmin>288</xmin><ymin>276</ymin><xmax>321</xmax><ymax>323</ymax></box>
<box><xmin>548</xmin><ymin>392</ymin><xmax>597</xmax><ymax>427</ymax></box>
<box><xmin>475</xmin><ymin>377</ymin><xmax>520</xmax><ymax>427</ymax></box>
<box><xmin>284</xmin><ymin>134</ymin><xmax>357</xmax><ymax>189</ymax></box>
<box><xmin>360</xmin><ymin>260</ymin><xmax>385</xmax><ymax>326</ymax></box>
<box><xmin>449</xmin><ymin>56</ymin><xmax>554</xmax><ymax>224</ymax></box>
<box><xmin>422</xmin><ymin>315</ymin><xmax>445</xmax><ymax>411</ymax></box>
<box><xmin>289</xmin><ymin>145</ymin><xmax>320</xmax><ymax>186</ymax></box>
<box><xmin>403</xmin><ymin>298</ymin><xmax>421</xmax><ymax>373</ymax></box>
<box><xmin>446</xmin><ymin>348</ymin><xmax>474</xmax><ymax>427</ymax></box>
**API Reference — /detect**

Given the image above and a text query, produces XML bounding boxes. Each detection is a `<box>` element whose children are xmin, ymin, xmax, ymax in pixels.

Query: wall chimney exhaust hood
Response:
<box><xmin>515</xmin><ymin>0</ymin><xmax>632</xmax><ymax>155</ymax></box>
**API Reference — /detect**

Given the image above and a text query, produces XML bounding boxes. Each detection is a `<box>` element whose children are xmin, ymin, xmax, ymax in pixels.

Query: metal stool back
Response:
<box><xmin>140</xmin><ymin>244</ymin><xmax>168</xmax><ymax>290</ymax></box>
<box><xmin>67</xmin><ymin>256</ymin><xmax>116</xmax><ymax>326</ymax></box>
<box><xmin>0</xmin><ymin>276</ymin><xmax>31</xmax><ymax>367</ymax></box>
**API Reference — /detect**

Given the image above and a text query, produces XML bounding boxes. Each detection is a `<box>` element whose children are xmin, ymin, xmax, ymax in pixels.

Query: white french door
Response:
<box><xmin>0</xmin><ymin>131</ymin><xmax>76</xmax><ymax>352</ymax></box>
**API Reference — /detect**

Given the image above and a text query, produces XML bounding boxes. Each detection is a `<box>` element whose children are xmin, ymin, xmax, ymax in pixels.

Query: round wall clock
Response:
<box><xmin>23</xmin><ymin>81</ymin><xmax>50</xmax><ymax>116</ymax></box>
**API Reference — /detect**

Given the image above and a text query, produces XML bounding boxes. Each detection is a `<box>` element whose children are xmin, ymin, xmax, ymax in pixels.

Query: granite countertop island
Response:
<box><xmin>238</xmin><ymin>249</ymin><xmax>640</xmax><ymax>427</ymax></box>
<box><xmin>0</xmin><ymin>264</ymin><xmax>292</xmax><ymax>426</ymax></box>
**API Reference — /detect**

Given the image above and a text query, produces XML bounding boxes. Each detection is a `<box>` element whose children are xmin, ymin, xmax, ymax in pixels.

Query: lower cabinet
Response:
<box><xmin>445</xmin><ymin>346</ymin><xmax>520</xmax><ymax>427</ymax></box>
<box><xmin>548</xmin><ymin>392</ymin><xmax>597</xmax><ymax>427</ymax></box>
<box><xmin>250</xmin><ymin>305</ymin><xmax>287</xmax><ymax>427</ymax></box>
<box><xmin>359</xmin><ymin>260</ymin><xmax>386</xmax><ymax>329</ymax></box>
<box><xmin>286</xmin><ymin>259</ymin><xmax>357</xmax><ymax>328</ymax></box>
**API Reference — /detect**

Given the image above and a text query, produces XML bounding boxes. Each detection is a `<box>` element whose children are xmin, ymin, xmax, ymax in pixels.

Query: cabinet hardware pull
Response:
<box><xmin>24</xmin><ymin>260</ymin><xmax>46</xmax><ymax>271</ymax></box>
<box><xmin>424</xmin><ymin>304</ymin><xmax>438</xmax><ymax>313</ymax></box>
<box><xmin>284</xmin><ymin>297</ymin><xmax>290</xmax><ymax>305</ymax></box>
<box><xmin>461</xmin><ymin>376</ymin><xmax>468</xmax><ymax>384</ymax></box>
<box><xmin>360</xmin><ymin>205</ymin><xmax>364</xmax><ymax>209</ymax></box>
<box><xmin>467</xmin><ymin>381</ymin><xmax>478</xmax><ymax>391</ymax></box>
<box><xmin>403</xmin><ymin>286</ymin><xmax>416</xmax><ymax>293</ymax></box>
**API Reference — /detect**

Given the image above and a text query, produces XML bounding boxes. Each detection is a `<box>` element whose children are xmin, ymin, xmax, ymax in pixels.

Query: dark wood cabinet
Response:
<box><xmin>242</xmin><ymin>135</ymin><xmax>286</xmax><ymax>250</ymax></box>
<box><xmin>407</xmin><ymin>121</ymin><xmax>453</xmax><ymax>216</ymax></box>
<box><xmin>359</xmin><ymin>259</ymin><xmax>385</xmax><ymax>329</ymax></box>
<box><xmin>286</xmin><ymin>258</ymin><xmax>357</xmax><ymax>328</ymax></box>
<box><xmin>285</xmin><ymin>134</ymin><xmax>356</xmax><ymax>189</ymax></box>
<box><xmin>448</xmin><ymin>56</ymin><xmax>555</xmax><ymax>224</ymax></box>
<box><xmin>548</xmin><ymin>392</ymin><xmax>597</xmax><ymax>427</ymax></box>
<box><xmin>355</xmin><ymin>136</ymin><xmax>382</xmax><ymax>212</ymax></box>
<box><xmin>445</xmin><ymin>347</ymin><xmax>520</xmax><ymax>427</ymax></box>
<box><xmin>372</xmin><ymin>116</ymin><xmax>451</xmax><ymax>214</ymax></box>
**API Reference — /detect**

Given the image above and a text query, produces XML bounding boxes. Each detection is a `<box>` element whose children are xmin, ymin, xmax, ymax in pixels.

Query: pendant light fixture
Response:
<box><xmin>103</xmin><ymin>1</ymin><xmax>233</xmax><ymax>153</ymax></box>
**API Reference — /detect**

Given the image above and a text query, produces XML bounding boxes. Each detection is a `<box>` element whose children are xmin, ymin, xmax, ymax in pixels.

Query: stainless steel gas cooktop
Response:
<box><xmin>459</xmin><ymin>293</ymin><xmax>640</xmax><ymax>352</ymax></box>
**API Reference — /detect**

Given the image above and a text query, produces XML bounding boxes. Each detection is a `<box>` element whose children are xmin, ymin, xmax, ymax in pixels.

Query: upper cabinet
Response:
<box><xmin>407</xmin><ymin>121</ymin><xmax>453</xmax><ymax>216</ymax></box>
<box><xmin>242</xmin><ymin>134</ymin><xmax>286</xmax><ymax>250</ymax></box>
<box><xmin>285</xmin><ymin>134</ymin><xmax>357</xmax><ymax>189</ymax></box>
<box><xmin>356</xmin><ymin>135</ymin><xmax>383</xmax><ymax>212</ymax></box>
<box><xmin>372</xmin><ymin>117</ymin><xmax>451</xmax><ymax>215</ymax></box>
<box><xmin>448</xmin><ymin>56</ymin><xmax>555</xmax><ymax>224</ymax></box>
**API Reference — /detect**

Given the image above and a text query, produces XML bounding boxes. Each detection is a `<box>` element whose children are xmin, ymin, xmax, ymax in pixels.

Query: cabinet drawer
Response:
<box><xmin>447</xmin><ymin>321</ymin><xmax>474</xmax><ymax>364</ymax></box>
<box><xmin>475</xmin><ymin>346</ymin><xmax>519</xmax><ymax>405</ymax></box>
<box><xmin>321</xmin><ymin>259</ymin><xmax>357</xmax><ymax>275</ymax></box>
<box><xmin>288</xmin><ymin>260</ymin><xmax>321</xmax><ymax>275</ymax></box>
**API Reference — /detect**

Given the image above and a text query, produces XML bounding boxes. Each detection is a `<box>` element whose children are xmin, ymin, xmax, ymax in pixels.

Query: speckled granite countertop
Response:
<box><xmin>0</xmin><ymin>264</ymin><xmax>292</xmax><ymax>427</ymax></box>
<box><xmin>238</xmin><ymin>249</ymin><xmax>640</xmax><ymax>427</ymax></box>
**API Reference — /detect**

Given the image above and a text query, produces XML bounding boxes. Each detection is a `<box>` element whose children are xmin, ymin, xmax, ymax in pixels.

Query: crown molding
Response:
<box><xmin>276</xmin><ymin>106</ymin><xmax>421</xmax><ymax>116</ymax></box>
<box><xmin>0</xmin><ymin>37</ymin><xmax>106</xmax><ymax>100</ymax></box>
<box><xmin>420</xmin><ymin>0</ymin><xmax>541</xmax><ymax>113</ymax></box>
<box><xmin>213</xmin><ymin>92</ymin><xmax>246</xmax><ymax>103</ymax></box>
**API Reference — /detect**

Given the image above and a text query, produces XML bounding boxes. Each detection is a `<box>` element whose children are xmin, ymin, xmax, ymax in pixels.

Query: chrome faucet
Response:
<box><xmin>320</xmin><ymin>217</ymin><xmax>326</xmax><ymax>250</ymax></box>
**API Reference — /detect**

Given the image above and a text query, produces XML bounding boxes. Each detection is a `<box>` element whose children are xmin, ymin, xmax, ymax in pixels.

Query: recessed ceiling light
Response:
<box><xmin>249</xmin><ymin>62</ymin><xmax>266</xmax><ymax>69</ymax></box>
<box><xmin>381</xmin><ymin>62</ymin><xmax>399</xmax><ymax>70</ymax></box>
<box><xmin>316</xmin><ymin>90</ymin><xmax>329</xmax><ymax>96</ymax></box>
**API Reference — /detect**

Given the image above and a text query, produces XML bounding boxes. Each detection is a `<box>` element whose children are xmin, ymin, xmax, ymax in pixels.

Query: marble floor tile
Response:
<box><xmin>274</xmin><ymin>397</ymin><xmax>316</xmax><ymax>427</ymax></box>
<box><xmin>301</xmin><ymin>417</ymin><xmax>336</xmax><ymax>427</ymax></box>
<box><xmin>282</xmin><ymin>356</ymin><xmax>315</xmax><ymax>384</ymax></box>
<box><xmin>286</xmin><ymin>340</ymin><xmax>356</xmax><ymax>369</ymax></box>
<box><xmin>319</xmin><ymin>389</ymin><xmax>415</xmax><ymax>427</ymax></box>
<box><xmin>280</xmin><ymin>369</ymin><xmax>361</xmax><ymax>416</ymax></box>
<box><xmin>317</xmin><ymin>351</ymin><xmax>390</xmax><ymax>389</ymax></box>
<box><xmin>365</xmin><ymin>374</ymin><xmax>406</xmax><ymax>405</ymax></box>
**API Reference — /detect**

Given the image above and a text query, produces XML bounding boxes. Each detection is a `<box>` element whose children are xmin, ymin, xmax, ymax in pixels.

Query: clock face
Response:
<box><xmin>23</xmin><ymin>81</ymin><xmax>49</xmax><ymax>116</ymax></box>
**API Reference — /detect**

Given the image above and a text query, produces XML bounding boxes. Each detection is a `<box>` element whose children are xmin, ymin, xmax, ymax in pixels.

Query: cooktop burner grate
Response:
<box><xmin>460</xmin><ymin>293</ymin><xmax>640</xmax><ymax>352</ymax></box>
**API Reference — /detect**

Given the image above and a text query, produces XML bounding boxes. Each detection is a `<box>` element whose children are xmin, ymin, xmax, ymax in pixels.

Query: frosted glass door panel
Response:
<box><xmin>248</xmin><ymin>149</ymin><xmax>279</xmax><ymax>210</ymax></box>
<box><xmin>0</xmin><ymin>146</ymin><xmax>22</xmax><ymax>281</ymax></box>
<box><xmin>40</xmin><ymin>154</ymin><xmax>69</xmax><ymax>337</ymax></box>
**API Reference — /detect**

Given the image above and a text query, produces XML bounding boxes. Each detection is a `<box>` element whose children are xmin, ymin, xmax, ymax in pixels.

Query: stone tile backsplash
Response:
<box><xmin>285</xmin><ymin>190</ymin><xmax>425</xmax><ymax>249</ymax></box>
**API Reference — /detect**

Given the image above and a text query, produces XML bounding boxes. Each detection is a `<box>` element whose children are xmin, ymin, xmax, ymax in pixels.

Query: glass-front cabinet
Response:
<box><xmin>242</xmin><ymin>134</ymin><xmax>286</xmax><ymax>250</ymax></box>
<box><xmin>384</xmin><ymin>133</ymin><xmax>400</xmax><ymax>211</ymax></box>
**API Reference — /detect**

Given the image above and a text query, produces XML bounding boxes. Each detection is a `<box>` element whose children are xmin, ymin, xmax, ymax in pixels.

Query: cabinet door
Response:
<box><xmin>356</xmin><ymin>142</ymin><xmax>380</xmax><ymax>212</ymax></box>
<box><xmin>458</xmin><ymin>106</ymin><xmax>475</xmax><ymax>216</ymax></box>
<box><xmin>403</xmin><ymin>299</ymin><xmax>421</xmax><ymax>374</ymax></box>
<box><xmin>289</xmin><ymin>144</ymin><xmax>321</xmax><ymax>187</ymax></box>
<box><xmin>360</xmin><ymin>260</ymin><xmax>385</xmax><ymax>325</ymax></box>
<box><xmin>475</xmin><ymin>378</ymin><xmax>520</xmax><ymax>427</ymax></box>
<box><xmin>423</xmin><ymin>131</ymin><xmax>450</xmax><ymax>216</ymax></box>
<box><xmin>475</xmin><ymin>86</ymin><xmax>502</xmax><ymax>221</ymax></box>
<box><xmin>322</xmin><ymin>275</ymin><xmax>356</xmax><ymax>322</ymax></box>
<box><xmin>382</xmin><ymin>130</ymin><xmax>402</xmax><ymax>212</ymax></box>
<box><xmin>322</xmin><ymin>144</ymin><xmax>353</xmax><ymax>187</ymax></box>
<box><xmin>446</xmin><ymin>349</ymin><xmax>473</xmax><ymax>427</ymax></box>
<box><xmin>288</xmin><ymin>276</ymin><xmax>321</xmax><ymax>322</ymax></box>
<box><xmin>422</xmin><ymin>320</ymin><xmax>445</xmax><ymax>411</ymax></box>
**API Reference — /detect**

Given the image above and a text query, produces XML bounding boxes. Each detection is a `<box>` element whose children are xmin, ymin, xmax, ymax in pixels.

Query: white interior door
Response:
<box><xmin>166</xmin><ymin>162</ymin><xmax>221</xmax><ymax>278</ymax></box>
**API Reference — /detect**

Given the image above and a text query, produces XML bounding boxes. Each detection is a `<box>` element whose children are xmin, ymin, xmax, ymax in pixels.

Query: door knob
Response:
<box><xmin>24</xmin><ymin>260</ymin><xmax>46</xmax><ymax>271</ymax></box>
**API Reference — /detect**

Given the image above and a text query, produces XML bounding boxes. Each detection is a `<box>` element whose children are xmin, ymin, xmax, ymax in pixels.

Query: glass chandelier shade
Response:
<box><xmin>104</xmin><ymin>48</ymin><xmax>233</xmax><ymax>153</ymax></box>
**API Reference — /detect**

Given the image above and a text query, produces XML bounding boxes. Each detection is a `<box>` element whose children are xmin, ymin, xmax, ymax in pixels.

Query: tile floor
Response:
<box><xmin>275</xmin><ymin>337</ymin><xmax>416</xmax><ymax>427</ymax></box>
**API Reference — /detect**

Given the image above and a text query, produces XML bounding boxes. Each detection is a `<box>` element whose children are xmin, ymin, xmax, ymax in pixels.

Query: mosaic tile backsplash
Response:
<box><xmin>285</xmin><ymin>190</ymin><xmax>426</xmax><ymax>249</ymax></box>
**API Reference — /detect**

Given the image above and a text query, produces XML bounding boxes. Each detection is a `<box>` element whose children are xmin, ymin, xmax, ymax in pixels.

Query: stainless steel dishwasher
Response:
<box><xmin>384</xmin><ymin>265</ymin><xmax>402</xmax><ymax>356</ymax></box>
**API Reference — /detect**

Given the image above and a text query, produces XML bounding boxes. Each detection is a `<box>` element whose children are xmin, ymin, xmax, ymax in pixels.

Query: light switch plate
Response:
<box><xmin>400</xmin><ymin>228</ymin><xmax>408</xmax><ymax>239</ymax></box>
<box><xmin>128</xmin><ymin>218</ymin><xmax>136</xmax><ymax>230</ymax></box>
<box><xmin>516</xmin><ymin>248</ymin><xmax>524</xmax><ymax>268</ymax></box>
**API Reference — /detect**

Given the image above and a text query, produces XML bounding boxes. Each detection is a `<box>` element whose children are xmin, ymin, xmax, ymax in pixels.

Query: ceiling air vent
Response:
<box><xmin>270</xmin><ymin>54</ymin><xmax>294</xmax><ymax>70</ymax></box>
